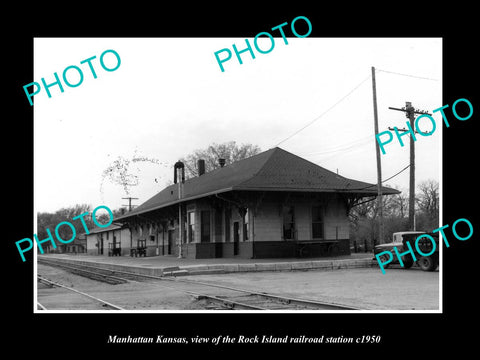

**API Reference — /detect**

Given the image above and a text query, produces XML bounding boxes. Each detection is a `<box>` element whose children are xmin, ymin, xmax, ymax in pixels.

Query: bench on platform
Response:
<box><xmin>130</xmin><ymin>239</ymin><xmax>147</xmax><ymax>257</ymax></box>
<box><xmin>108</xmin><ymin>242</ymin><xmax>121</xmax><ymax>256</ymax></box>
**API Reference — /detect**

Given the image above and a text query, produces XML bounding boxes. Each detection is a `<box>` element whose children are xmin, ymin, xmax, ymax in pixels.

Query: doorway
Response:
<box><xmin>168</xmin><ymin>230</ymin><xmax>174</xmax><ymax>255</ymax></box>
<box><xmin>99</xmin><ymin>235</ymin><xmax>104</xmax><ymax>255</ymax></box>
<box><xmin>233</xmin><ymin>221</ymin><xmax>239</xmax><ymax>255</ymax></box>
<box><xmin>200</xmin><ymin>210</ymin><xmax>211</xmax><ymax>243</ymax></box>
<box><xmin>282</xmin><ymin>205</ymin><xmax>296</xmax><ymax>240</ymax></box>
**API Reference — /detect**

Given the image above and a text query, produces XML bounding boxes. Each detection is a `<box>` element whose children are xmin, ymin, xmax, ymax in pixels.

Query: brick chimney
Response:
<box><xmin>198</xmin><ymin>159</ymin><xmax>205</xmax><ymax>176</ymax></box>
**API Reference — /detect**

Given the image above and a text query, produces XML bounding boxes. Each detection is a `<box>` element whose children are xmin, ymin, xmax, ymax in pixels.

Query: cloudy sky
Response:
<box><xmin>34</xmin><ymin>37</ymin><xmax>442</xmax><ymax>213</ymax></box>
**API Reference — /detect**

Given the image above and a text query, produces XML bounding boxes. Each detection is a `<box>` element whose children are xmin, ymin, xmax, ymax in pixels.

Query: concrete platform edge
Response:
<box><xmin>38</xmin><ymin>255</ymin><xmax>376</xmax><ymax>276</ymax></box>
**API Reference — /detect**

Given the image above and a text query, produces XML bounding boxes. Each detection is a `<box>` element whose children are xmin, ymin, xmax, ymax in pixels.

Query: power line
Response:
<box><xmin>382</xmin><ymin>164</ymin><xmax>411</xmax><ymax>183</ymax></box>
<box><xmin>274</xmin><ymin>75</ymin><xmax>372</xmax><ymax>147</ymax></box>
<box><xmin>305</xmin><ymin>136</ymin><xmax>372</xmax><ymax>156</ymax></box>
<box><xmin>376</xmin><ymin>68</ymin><xmax>439</xmax><ymax>82</ymax></box>
<box><xmin>349</xmin><ymin>164</ymin><xmax>411</xmax><ymax>191</ymax></box>
<box><xmin>273</xmin><ymin>68</ymin><xmax>436</xmax><ymax>149</ymax></box>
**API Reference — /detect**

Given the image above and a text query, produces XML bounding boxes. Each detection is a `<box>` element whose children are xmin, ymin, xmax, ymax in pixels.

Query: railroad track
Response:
<box><xmin>38</xmin><ymin>257</ymin><xmax>359</xmax><ymax>311</ymax></box>
<box><xmin>37</xmin><ymin>275</ymin><xmax>124</xmax><ymax>310</ymax></box>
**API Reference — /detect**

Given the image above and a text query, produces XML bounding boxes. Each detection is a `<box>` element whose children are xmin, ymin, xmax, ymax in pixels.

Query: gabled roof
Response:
<box><xmin>116</xmin><ymin>147</ymin><xmax>399</xmax><ymax>220</ymax></box>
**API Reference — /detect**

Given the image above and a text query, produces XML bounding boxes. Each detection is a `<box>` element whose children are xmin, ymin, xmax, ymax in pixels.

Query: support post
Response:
<box><xmin>177</xmin><ymin>167</ymin><xmax>183</xmax><ymax>258</ymax></box>
<box><xmin>371</xmin><ymin>67</ymin><xmax>384</xmax><ymax>244</ymax></box>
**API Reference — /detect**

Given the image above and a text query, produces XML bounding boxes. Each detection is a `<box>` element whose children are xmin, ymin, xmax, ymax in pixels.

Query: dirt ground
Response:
<box><xmin>37</xmin><ymin>264</ymin><xmax>204</xmax><ymax>310</ymax></box>
<box><xmin>183</xmin><ymin>267</ymin><xmax>439</xmax><ymax>310</ymax></box>
<box><xmin>36</xmin><ymin>264</ymin><xmax>439</xmax><ymax>311</ymax></box>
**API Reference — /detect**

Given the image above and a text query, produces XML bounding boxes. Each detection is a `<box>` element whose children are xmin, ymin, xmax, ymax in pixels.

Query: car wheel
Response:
<box><xmin>378</xmin><ymin>254</ymin><xmax>391</xmax><ymax>268</ymax></box>
<box><xmin>418</xmin><ymin>256</ymin><xmax>436</xmax><ymax>271</ymax></box>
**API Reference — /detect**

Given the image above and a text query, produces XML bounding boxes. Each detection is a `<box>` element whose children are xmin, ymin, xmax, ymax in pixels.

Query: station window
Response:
<box><xmin>312</xmin><ymin>205</ymin><xmax>324</xmax><ymax>239</ymax></box>
<box><xmin>183</xmin><ymin>213</ymin><xmax>187</xmax><ymax>244</ymax></box>
<box><xmin>283</xmin><ymin>205</ymin><xmax>295</xmax><ymax>240</ymax></box>
<box><xmin>243</xmin><ymin>208</ymin><xmax>249</xmax><ymax>241</ymax></box>
<box><xmin>214</xmin><ymin>209</ymin><xmax>223</xmax><ymax>238</ymax></box>
<box><xmin>188</xmin><ymin>211</ymin><xmax>195</xmax><ymax>243</ymax></box>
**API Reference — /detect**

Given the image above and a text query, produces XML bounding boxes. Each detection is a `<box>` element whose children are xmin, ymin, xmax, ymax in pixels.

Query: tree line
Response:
<box><xmin>36</xmin><ymin>204</ymin><xmax>124</xmax><ymax>252</ymax></box>
<box><xmin>349</xmin><ymin>179</ymin><xmax>439</xmax><ymax>252</ymax></box>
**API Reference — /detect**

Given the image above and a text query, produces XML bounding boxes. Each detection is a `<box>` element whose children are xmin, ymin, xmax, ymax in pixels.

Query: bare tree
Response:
<box><xmin>416</xmin><ymin>180</ymin><xmax>439</xmax><ymax>215</ymax></box>
<box><xmin>416</xmin><ymin>179</ymin><xmax>439</xmax><ymax>231</ymax></box>
<box><xmin>349</xmin><ymin>187</ymin><xmax>410</xmax><ymax>250</ymax></box>
<box><xmin>40</xmin><ymin>204</ymin><xmax>93</xmax><ymax>233</ymax></box>
<box><xmin>180</xmin><ymin>141</ymin><xmax>261</xmax><ymax>178</ymax></box>
<box><xmin>36</xmin><ymin>204</ymin><xmax>125</xmax><ymax>246</ymax></box>
<box><xmin>349</xmin><ymin>180</ymin><xmax>439</xmax><ymax>252</ymax></box>
<box><xmin>390</xmin><ymin>187</ymin><xmax>409</xmax><ymax>218</ymax></box>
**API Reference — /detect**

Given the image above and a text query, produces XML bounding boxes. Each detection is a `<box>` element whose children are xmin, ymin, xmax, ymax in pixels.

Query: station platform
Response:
<box><xmin>37</xmin><ymin>253</ymin><xmax>376</xmax><ymax>277</ymax></box>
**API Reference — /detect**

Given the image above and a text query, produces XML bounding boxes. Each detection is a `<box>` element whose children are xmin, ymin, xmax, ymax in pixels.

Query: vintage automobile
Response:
<box><xmin>373</xmin><ymin>231</ymin><xmax>439</xmax><ymax>271</ymax></box>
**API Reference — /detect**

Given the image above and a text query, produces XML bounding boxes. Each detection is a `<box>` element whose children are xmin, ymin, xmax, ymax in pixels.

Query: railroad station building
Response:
<box><xmin>88</xmin><ymin>147</ymin><xmax>398</xmax><ymax>259</ymax></box>
<box><xmin>85</xmin><ymin>223</ymin><xmax>131</xmax><ymax>256</ymax></box>
<box><xmin>65</xmin><ymin>234</ymin><xmax>87</xmax><ymax>254</ymax></box>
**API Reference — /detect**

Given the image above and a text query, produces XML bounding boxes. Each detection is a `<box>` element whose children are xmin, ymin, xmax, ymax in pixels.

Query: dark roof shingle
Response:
<box><xmin>117</xmin><ymin>147</ymin><xmax>399</xmax><ymax>220</ymax></box>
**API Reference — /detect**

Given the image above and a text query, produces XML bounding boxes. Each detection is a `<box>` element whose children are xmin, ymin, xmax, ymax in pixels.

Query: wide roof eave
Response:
<box><xmin>115</xmin><ymin>187</ymin><xmax>234</xmax><ymax>221</ymax></box>
<box><xmin>114</xmin><ymin>185</ymin><xmax>399</xmax><ymax>222</ymax></box>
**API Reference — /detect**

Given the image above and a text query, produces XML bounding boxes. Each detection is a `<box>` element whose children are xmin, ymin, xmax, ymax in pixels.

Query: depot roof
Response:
<box><xmin>116</xmin><ymin>147</ymin><xmax>399</xmax><ymax>220</ymax></box>
<box><xmin>85</xmin><ymin>223</ymin><xmax>126</xmax><ymax>235</ymax></box>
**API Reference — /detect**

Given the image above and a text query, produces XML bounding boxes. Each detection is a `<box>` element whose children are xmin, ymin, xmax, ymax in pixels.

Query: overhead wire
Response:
<box><xmin>274</xmin><ymin>74</ymin><xmax>372</xmax><ymax>147</ymax></box>
<box><xmin>348</xmin><ymin>164</ymin><xmax>411</xmax><ymax>191</ymax></box>
<box><xmin>273</xmin><ymin>67</ymin><xmax>437</xmax><ymax>149</ymax></box>
<box><xmin>381</xmin><ymin>164</ymin><xmax>411</xmax><ymax>184</ymax></box>
<box><xmin>270</xmin><ymin>67</ymin><xmax>430</xmax><ymax>191</ymax></box>
<box><xmin>304</xmin><ymin>134</ymin><xmax>372</xmax><ymax>156</ymax></box>
<box><xmin>375</xmin><ymin>68</ymin><xmax>439</xmax><ymax>82</ymax></box>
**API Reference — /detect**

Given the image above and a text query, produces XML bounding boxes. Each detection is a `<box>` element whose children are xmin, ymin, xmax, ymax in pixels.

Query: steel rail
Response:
<box><xmin>38</xmin><ymin>259</ymin><xmax>128</xmax><ymax>284</ymax></box>
<box><xmin>37</xmin><ymin>275</ymin><xmax>125</xmax><ymax>310</ymax></box>
<box><xmin>39</xmin><ymin>263</ymin><xmax>264</xmax><ymax>310</ymax></box>
<box><xmin>38</xmin><ymin>258</ymin><xmax>359</xmax><ymax>310</ymax></box>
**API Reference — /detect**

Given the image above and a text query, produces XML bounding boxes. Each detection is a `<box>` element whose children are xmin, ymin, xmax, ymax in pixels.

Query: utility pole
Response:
<box><xmin>388</xmin><ymin>102</ymin><xmax>431</xmax><ymax>231</ymax></box>
<box><xmin>122</xmin><ymin>197</ymin><xmax>139</xmax><ymax>211</ymax></box>
<box><xmin>371</xmin><ymin>67</ymin><xmax>384</xmax><ymax>244</ymax></box>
